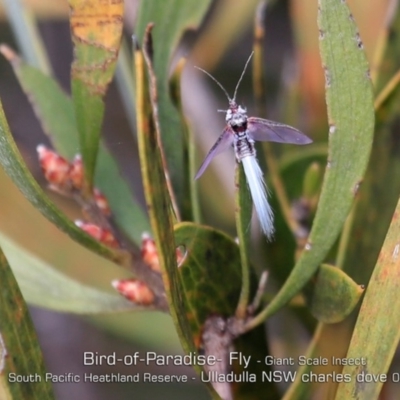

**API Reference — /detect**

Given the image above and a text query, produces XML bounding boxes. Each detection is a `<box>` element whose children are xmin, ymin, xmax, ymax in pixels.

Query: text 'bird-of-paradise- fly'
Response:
<box><xmin>195</xmin><ymin>52</ymin><xmax>312</xmax><ymax>240</ymax></box>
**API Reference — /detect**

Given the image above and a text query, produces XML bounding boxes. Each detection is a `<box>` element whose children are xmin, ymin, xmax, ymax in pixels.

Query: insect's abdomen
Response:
<box><xmin>234</xmin><ymin>132</ymin><xmax>256</xmax><ymax>161</ymax></box>
<box><xmin>242</xmin><ymin>156</ymin><xmax>274</xmax><ymax>240</ymax></box>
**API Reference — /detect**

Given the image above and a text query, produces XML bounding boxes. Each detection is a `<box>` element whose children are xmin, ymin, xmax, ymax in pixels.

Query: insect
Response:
<box><xmin>195</xmin><ymin>52</ymin><xmax>312</xmax><ymax>240</ymax></box>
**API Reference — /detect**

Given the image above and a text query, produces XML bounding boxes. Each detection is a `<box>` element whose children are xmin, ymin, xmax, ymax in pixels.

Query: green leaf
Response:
<box><xmin>335</xmin><ymin>197</ymin><xmax>400</xmax><ymax>399</ymax></box>
<box><xmin>7</xmin><ymin>53</ymin><xmax>79</xmax><ymax>158</ymax></box>
<box><xmin>1</xmin><ymin>0</ymin><xmax>51</xmax><ymax>73</ymax></box>
<box><xmin>0</xmin><ymin>232</ymin><xmax>137</xmax><ymax>314</ymax></box>
<box><xmin>302</xmin><ymin>162</ymin><xmax>324</xmax><ymax>201</ymax></box>
<box><xmin>326</xmin><ymin>7</ymin><xmax>400</xmax><ymax>398</ymax></box>
<box><xmin>135</xmin><ymin>43</ymin><xmax>193</xmax><ymax>351</ymax></box>
<box><xmin>115</xmin><ymin>37</ymin><xmax>137</xmax><ymax>138</ymax></box>
<box><xmin>175</xmin><ymin>222</ymin><xmax>242</xmax><ymax>336</ymax></box>
<box><xmin>340</xmin><ymin>3</ymin><xmax>400</xmax><ymax>283</ymax></box>
<box><xmin>71</xmin><ymin>80</ymin><xmax>104</xmax><ymax>189</ymax></box>
<box><xmin>95</xmin><ymin>147</ymin><xmax>150</xmax><ymax>245</ymax></box>
<box><xmin>4</xmin><ymin>51</ymin><xmax>149</xmax><ymax>245</ymax></box>
<box><xmin>0</xmin><ymin>98</ymin><xmax>123</xmax><ymax>264</ymax></box>
<box><xmin>174</xmin><ymin>222</ymin><xmax>279</xmax><ymax>399</ymax></box>
<box><xmin>169</xmin><ymin>57</ymin><xmax>199</xmax><ymax>222</ymax></box>
<box><xmin>252</xmin><ymin>0</ymin><xmax>375</xmax><ymax>323</ymax></box>
<box><xmin>69</xmin><ymin>0</ymin><xmax>124</xmax><ymax>189</ymax></box>
<box><xmin>268</xmin><ymin>145</ymin><xmax>328</xmax><ymax>284</ymax></box>
<box><xmin>135</xmin><ymin>0</ymin><xmax>213</xmax><ymax>208</ymax></box>
<box><xmin>304</xmin><ymin>264</ymin><xmax>364</xmax><ymax>324</ymax></box>
<box><xmin>281</xmin><ymin>324</ymin><xmax>324</xmax><ymax>400</ymax></box>
<box><xmin>0</xmin><ymin>243</ymin><xmax>55</xmax><ymax>400</ymax></box>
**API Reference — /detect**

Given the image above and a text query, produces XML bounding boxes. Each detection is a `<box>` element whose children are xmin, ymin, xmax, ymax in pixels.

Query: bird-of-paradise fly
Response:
<box><xmin>195</xmin><ymin>52</ymin><xmax>312</xmax><ymax>240</ymax></box>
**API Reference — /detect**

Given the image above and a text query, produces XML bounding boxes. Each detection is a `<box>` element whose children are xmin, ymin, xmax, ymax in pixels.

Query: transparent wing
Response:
<box><xmin>195</xmin><ymin>127</ymin><xmax>234</xmax><ymax>179</ymax></box>
<box><xmin>247</xmin><ymin>117</ymin><xmax>312</xmax><ymax>145</ymax></box>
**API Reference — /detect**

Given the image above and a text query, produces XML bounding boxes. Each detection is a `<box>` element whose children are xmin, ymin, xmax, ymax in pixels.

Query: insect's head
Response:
<box><xmin>195</xmin><ymin>52</ymin><xmax>254</xmax><ymax>114</ymax></box>
<box><xmin>225</xmin><ymin>104</ymin><xmax>247</xmax><ymax>123</ymax></box>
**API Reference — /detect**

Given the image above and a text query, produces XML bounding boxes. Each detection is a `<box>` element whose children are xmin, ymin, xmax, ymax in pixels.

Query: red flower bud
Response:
<box><xmin>141</xmin><ymin>233</ymin><xmax>185</xmax><ymax>270</ymax></box>
<box><xmin>112</xmin><ymin>279</ymin><xmax>154</xmax><ymax>305</ymax></box>
<box><xmin>37</xmin><ymin>147</ymin><xmax>114</xmax><ymax>217</ymax></box>
<box><xmin>93</xmin><ymin>188</ymin><xmax>111</xmax><ymax>216</ymax></box>
<box><xmin>75</xmin><ymin>220</ymin><xmax>119</xmax><ymax>248</ymax></box>
<box><xmin>36</xmin><ymin>145</ymin><xmax>70</xmax><ymax>188</ymax></box>
<box><xmin>141</xmin><ymin>233</ymin><xmax>160</xmax><ymax>272</ymax></box>
<box><xmin>69</xmin><ymin>154</ymin><xmax>83</xmax><ymax>189</ymax></box>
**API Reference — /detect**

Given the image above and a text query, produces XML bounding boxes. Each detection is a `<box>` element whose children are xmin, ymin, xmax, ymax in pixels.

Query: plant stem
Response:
<box><xmin>235</xmin><ymin>164</ymin><xmax>252</xmax><ymax>319</ymax></box>
<box><xmin>370</xmin><ymin>0</ymin><xmax>397</xmax><ymax>85</ymax></box>
<box><xmin>374</xmin><ymin>68</ymin><xmax>400</xmax><ymax>111</ymax></box>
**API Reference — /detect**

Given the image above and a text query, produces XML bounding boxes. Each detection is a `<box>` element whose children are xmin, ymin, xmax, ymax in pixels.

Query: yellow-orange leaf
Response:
<box><xmin>70</xmin><ymin>0</ymin><xmax>124</xmax><ymax>94</ymax></box>
<box><xmin>70</xmin><ymin>0</ymin><xmax>123</xmax><ymax>49</ymax></box>
<box><xmin>69</xmin><ymin>0</ymin><xmax>124</xmax><ymax>189</ymax></box>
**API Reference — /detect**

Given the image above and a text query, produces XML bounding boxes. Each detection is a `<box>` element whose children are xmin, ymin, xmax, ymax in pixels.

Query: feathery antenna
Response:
<box><xmin>194</xmin><ymin>66</ymin><xmax>231</xmax><ymax>102</ymax></box>
<box><xmin>233</xmin><ymin>51</ymin><xmax>254</xmax><ymax>101</ymax></box>
<box><xmin>195</xmin><ymin>51</ymin><xmax>255</xmax><ymax>103</ymax></box>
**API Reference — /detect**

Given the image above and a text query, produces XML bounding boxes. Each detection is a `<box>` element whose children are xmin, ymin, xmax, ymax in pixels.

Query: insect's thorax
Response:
<box><xmin>226</xmin><ymin>102</ymin><xmax>256</xmax><ymax>161</ymax></box>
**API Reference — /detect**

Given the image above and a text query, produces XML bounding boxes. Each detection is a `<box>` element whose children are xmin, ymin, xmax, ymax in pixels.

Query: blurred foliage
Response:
<box><xmin>0</xmin><ymin>244</ymin><xmax>55</xmax><ymax>400</ymax></box>
<box><xmin>0</xmin><ymin>0</ymin><xmax>400</xmax><ymax>399</ymax></box>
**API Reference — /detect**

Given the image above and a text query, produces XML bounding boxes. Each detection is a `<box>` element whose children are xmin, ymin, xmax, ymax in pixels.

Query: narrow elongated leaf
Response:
<box><xmin>169</xmin><ymin>57</ymin><xmax>199</xmax><ymax>222</ymax></box>
<box><xmin>281</xmin><ymin>323</ymin><xmax>324</xmax><ymax>400</ymax></box>
<box><xmin>135</xmin><ymin>41</ymin><xmax>194</xmax><ymax>352</ymax></box>
<box><xmin>1</xmin><ymin>0</ymin><xmax>51</xmax><ymax>73</ymax></box>
<box><xmin>0</xmin><ymin>244</ymin><xmax>55</xmax><ymax>400</ymax></box>
<box><xmin>251</xmin><ymin>0</ymin><xmax>374</xmax><ymax>323</ymax></box>
<box><xmin>135</xmin><ymin>0</ymin><xmax>213</xmax><ymax>207</ymax></box>
<box><xmin>0</xmin><ymin>99</ymin><xmax>124</xmax><ymax>264</ymax></box>
<box><xmin>95</xmin><ymin>149</ymin><xmax>150</xmax><ymax>245</ymax></box>
<box><xmin>286</xmin><ymin>7</ymin><xmax>400</xmax><ymax>399</ymax></box>
<box><xmin>3</xmin><ymin>50</ymin><xmax>79</xmax><ymax>158</ymax></box>
<box><xmin>115</xmin><ymin>37</ymin><xmax>137</xmax><ymax>138</ymax></box>
<box><xmin>335</xmin><ymin>197</ymin><xmax>400</xmax><ymax>399</ymax></box>
<box><xmin>324</xmin><ymin>6</ymin><xmax>400</xmax><ymax>397</ymax></box>
<box><xmin>69</xmin><ymin>0</ymin><xmax>124</xmax><ymax>190</ymax></box>
<box><xmin>0</xmin><ymin>233</ymin><xmax>137</xmax><ymax>314</ymax></box>
<box><xmin>340</xmin><ymin>3</ymin><xmax>400</xmax><ymax>283</ymax></box>
<box><xmin>2</xmin><ymin>50</ymin><xmax>149</xmax><ymax>245</ymax></box>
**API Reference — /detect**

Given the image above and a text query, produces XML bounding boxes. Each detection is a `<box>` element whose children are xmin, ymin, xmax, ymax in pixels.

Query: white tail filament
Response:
<box><xmin>242</xmin><ymin>156</ymin><xmax>274</xmax><ymax>240</ymax></box>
